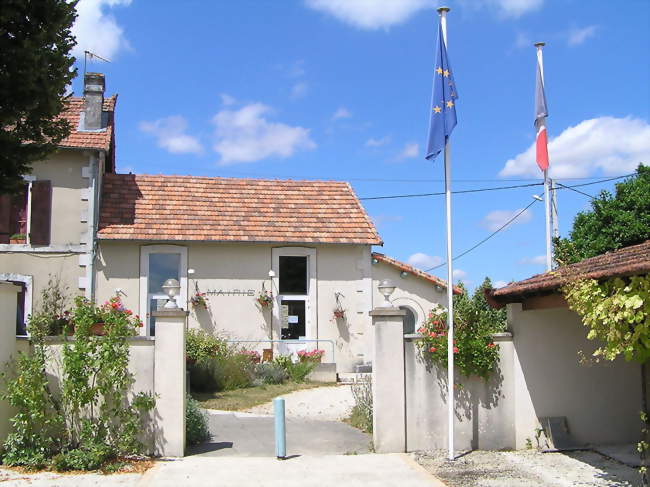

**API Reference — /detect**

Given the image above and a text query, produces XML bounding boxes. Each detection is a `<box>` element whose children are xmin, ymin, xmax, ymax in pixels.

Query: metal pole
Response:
<box><xmin>438</xmin><ymin>5</ymin><xmax>455</xmax><ymax>462</ymax></box>
<box><xmin>551</xmin><ymin>178</ymin><xmax>559</xmax><ymax>240</ymax></box>
<box><xmin>535</xmin><ymin>42</ymin><xmax>552</xmax><ymax>272</ymax></box>
<box><xmin>274</xmin><ymin>398</ymin><xmax>286</xmax><ymax>459</ymax></box>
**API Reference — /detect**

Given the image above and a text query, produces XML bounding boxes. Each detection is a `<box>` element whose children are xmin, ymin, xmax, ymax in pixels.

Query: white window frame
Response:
<box><xmin>271</xmin><ymin>247</ymin><xmax>317</xmax><ymax>341</ymax></box>
<box><xmin>0</xmin><ymin>273</ymin><xmax>33</xmax><ymax>336</ymax></box>
<box><xmin>139</xmin><ymin>245</ymin><xmax>187</xmax><ymax>336</ymax></box>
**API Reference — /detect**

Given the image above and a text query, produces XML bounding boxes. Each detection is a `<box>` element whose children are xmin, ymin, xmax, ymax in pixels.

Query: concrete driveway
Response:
<box><xmin>140</xmin><ymin>454</ymin><xmax>445</xmax><ymax>487</ymax></box>
<box><xmin>188</xmin><ymin>409</ymin><xmax>371</xmax><ymax>457</ymax></box>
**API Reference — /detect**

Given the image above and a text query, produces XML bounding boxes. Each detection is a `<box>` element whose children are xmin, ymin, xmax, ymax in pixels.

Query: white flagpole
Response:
<box><xmin>438</xmin><ymin>5</ymin><xmax>455</xmax><ymax>462</ymax></box>
<box><xmin>535</xmin><ymin>42</ymin><xmax>553</xmax><ymax>272</ymax></box>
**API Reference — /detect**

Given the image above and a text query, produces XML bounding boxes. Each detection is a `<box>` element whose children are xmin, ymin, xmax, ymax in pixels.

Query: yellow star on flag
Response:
<box><xmin>446</xmin><ymin>100</ymin><xmax>454</xmax><ymax>108</ymax></box>
<box><xmin>436</xmin><ymin>67</ymin><xmax>443</xmax><ymax>75</ymax></box>
<box><xmin>443</xmin><ymin>69</ymin><xmax>450</xmax><ymax>77</ymax></box>
<box><xmin>433</xmin><ymin>106</ymin><xmax>442</xmax><ymax>113</ymax></box>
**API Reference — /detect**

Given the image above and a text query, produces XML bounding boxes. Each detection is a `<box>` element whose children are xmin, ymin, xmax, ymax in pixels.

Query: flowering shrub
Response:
<box><xmin>256</xmin><ymin>291</ymin><xmax>273</xmax><ymax>308</ymax></box>
<box><xmin>1</xmin><ymin>292</ymin><xmax>154</xmax><ymax>470</ymax></box>
<box><xmin>297</xmin><ymin>349</ymin><xmax>325</xmax><ymax>363</ymax></box>
<box><xmin>190</xmin><ymin>292</ymin><xmax>208</xmax><ymax>309</ymax></box>
<box><xmin>417</xmin><ymin>279</ymin><xmax>505</xmax><ymax>379</ymax></box>
<box><xmin>240</xmin><ymin>350</ymin><xmax>261</xmax><ymax>363</ymax></box>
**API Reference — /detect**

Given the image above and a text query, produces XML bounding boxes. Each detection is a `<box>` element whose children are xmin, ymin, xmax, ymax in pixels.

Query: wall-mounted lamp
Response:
<box><xmin>372</xmin><ymin>258</ymin><xmax>379</xmax><ymax>265</ymax></box>
<box><xmin>268</xmin><ymin>270</ymin><xmax>276</xmax><ymax>278</ymax></box>
<box><xmin>377</xmin><ymin>279</ymin><xmax>396</xmax><ymax>308</ymax></box>
<box><xmin>188</xmin><ymin>268</ymin><xmax>195</xmax><ymax>275</ymax></box>
<box><xmin>400</xmin><ymin>271</ymin><xmax>409</xmax><ymax>278</ymax></box>
<box><xmin>162</xmin><ymin>278</ymin><xmax>181</xmax><ymax>309</ymax></box>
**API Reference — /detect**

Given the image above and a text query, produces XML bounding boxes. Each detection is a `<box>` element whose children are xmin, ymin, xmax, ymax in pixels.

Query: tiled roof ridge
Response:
<box><xmin>490</xmin><ymin>239</ymin><xmax>650</xmax><ymax>300</ymax></box>
<box><xmin>105</xmin><ymin>172</ymin><xmax>352</xmax><ymax>185</ymax></box>
<box><xmin>372</xmin><ymin>252</ymin><xmax>462</xmax><ymax>294</ymax></box>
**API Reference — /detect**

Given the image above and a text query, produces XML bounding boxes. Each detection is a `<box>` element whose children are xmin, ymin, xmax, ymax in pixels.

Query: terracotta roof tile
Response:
<box><xmin>372</xmin><ymin>252</ymin><xmax>462</xmax><ymax>294</ymax></box>
<box><xmin>98</xmin><ymin>174</ymin><xmax>383</xmax><ymax>245</ymax></box>
<box><xmin>58</xmin><ymin>96</ymin><xmax>116</xmax><ymax>151</ymax></box>
<box><xmin>488</xmin><ymin>240</ymin><xmax>650</xmax><ymax>304</ymax></box>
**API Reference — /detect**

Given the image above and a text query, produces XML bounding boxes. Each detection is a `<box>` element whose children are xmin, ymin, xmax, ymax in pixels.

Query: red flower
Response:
<box><xmin>429</xmin><ymin>346</ymin><xmax>437</xmax><ymax>353</ymax></box>
<box><xmin>453</xmin><ymin>347</ymin><xmax>459</xmax><ymax>354</ymax></box>
<box><xmin>417</xmin><ymin>327</ymin><xmax>426</xmax><ymax>334</ymax></box>
<box><xmin>125</xmin><ymin>309</ymin><xmax>132</xmax><ymax>316</ymax></box>
<box><xmin>429</xmin><ymin>332</ymin><xmax>437</xmax><ymax>338</ymax></box>
<box><xmin>433</xmin><ymin>320</ymin><xmax>440</xmax><ymax>325</ymax></box>
<box><xmin>487</xmin><ymin>343</ymin><xmax>496</xmax><ymax>348</ymax></box>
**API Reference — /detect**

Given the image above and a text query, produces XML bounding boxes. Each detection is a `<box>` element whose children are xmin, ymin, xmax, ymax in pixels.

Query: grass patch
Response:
<box><xmin>191</xmin><ymin>381</ymin><xmax>336</xmax><ymax>411</ymax></box>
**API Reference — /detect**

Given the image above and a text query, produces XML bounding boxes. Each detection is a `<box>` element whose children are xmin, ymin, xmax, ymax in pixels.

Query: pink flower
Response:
<box><xmin>429</xmin><ymin>332</ymin><xmax>437</xmax><ymax>338</ymax></box>
<box><xmin>429</xmin><ymin>346</ymin><xmax>437</xmax><ymax>353</ymax></box>
<box><xmin>453</xmin><ymin>347</ymin><xmax>459</xmax><ymax>354</ymax></box>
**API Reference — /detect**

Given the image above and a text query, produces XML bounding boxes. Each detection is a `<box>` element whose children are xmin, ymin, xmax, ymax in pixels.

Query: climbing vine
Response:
<box><xmin>562</xmin><ymin>273</ymin><xmax>650</xmax><ymax>484</ymax></box>
<box><xmin>417</xmin><ymin>279</ymin><xmax>505</xmax><ymax>379</ymax></box>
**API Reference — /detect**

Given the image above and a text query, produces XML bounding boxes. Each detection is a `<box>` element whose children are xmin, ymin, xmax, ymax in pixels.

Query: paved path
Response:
<box><xmin>141</xmin><ymin>454</ymin><xmax>444</xmax><ymax>487</ymax></box>
<box><xmin>188</xmin><ymin>409</ymin><xmax>370</xmax><ymax>457</ymax></box>
<box><xmin>0</xmin><ymin>454</ymin><xmax>445</xmax><ymax>486</ymax></box>
<box><xmin>243</xmin><ymin>383</ymin><xmax>355</xmax><ymax>421</ymax></box>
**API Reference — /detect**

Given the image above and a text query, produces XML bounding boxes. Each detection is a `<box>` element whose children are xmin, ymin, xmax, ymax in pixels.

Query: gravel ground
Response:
<box><xmin>416</xmin><ymin>450</ymin><xmax>641</xmax><ymax>487</ymax></box>
<box><xmin>242</xmin><ymin>384</ymin><xmax>355</xmax><ymax>421</ymax></box>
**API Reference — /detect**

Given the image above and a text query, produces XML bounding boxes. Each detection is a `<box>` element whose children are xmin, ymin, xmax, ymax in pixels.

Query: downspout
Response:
<box><xmin>86</xmin><ymin>150</ymin><xmax>104</xmax><ymax>302</ymax></box>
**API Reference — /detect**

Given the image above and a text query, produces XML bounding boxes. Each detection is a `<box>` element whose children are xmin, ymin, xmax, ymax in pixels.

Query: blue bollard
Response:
<box><xmin>274</xmin><ymin>397</ymin><xmax>286</xmax><ymax>459</ymax></box>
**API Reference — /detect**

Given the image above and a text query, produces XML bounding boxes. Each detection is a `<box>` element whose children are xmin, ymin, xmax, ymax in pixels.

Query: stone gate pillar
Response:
<box><xmin>153</xmin><ymin>309</ymin><xmax>187</xmax><ymax>457</ymax></box>
<box><xmin>370</xmin><ymin>307</ymin><xmax>406</xmax><ymax>453</ymax></box>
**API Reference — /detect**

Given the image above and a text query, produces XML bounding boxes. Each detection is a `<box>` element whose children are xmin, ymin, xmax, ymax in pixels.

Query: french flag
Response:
<box><xmin>535</xmin><ymin>58</ymin><xmax>549</xmax><ymax>172</ymax></box>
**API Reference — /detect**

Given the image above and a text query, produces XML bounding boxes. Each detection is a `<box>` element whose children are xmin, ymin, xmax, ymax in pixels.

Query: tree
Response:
<box><xmin>0</xmin><ymin>0</ymin><xmax>77</xmax><ymax>195</ymax></box>
<box><xmin>554</xmin><ymin>164</ymin><xmax>650</xmax><ymax>265</ymax></box>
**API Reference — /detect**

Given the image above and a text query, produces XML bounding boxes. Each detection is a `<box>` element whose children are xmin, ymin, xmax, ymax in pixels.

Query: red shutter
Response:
<box><xmin>0</xmin><ymin>195</ymin><xmax>10</xmax><ymax>243</ymax></box>
<box><xmin>30</xmin><ymin>180</ymin><xmax>52</xmax><ymax>246</ymax></box>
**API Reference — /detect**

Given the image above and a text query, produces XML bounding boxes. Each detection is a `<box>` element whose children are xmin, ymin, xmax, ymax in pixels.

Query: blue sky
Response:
<box><xmin>69</xmin><ymin>0</ymin><xmax>650</xmax><ymax>289</ymax></box>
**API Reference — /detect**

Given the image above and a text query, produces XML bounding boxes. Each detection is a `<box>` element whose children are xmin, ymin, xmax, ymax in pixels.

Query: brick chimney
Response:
<box><xmin>83</xmin><ymin>72</ymin><xmax>105</xmax><ymax>130</ymax></box>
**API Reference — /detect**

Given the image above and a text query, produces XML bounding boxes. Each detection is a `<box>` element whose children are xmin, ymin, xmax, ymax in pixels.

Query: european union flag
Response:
<box><xmin>425</xmin><ymin>23</ymin><xmax>458</xmax><ymax>161</ymax></box>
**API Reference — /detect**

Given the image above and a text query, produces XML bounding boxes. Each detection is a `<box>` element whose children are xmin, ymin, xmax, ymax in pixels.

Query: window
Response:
<box><xmin>140</xmin><ymin>246</ymin><xmax>187</xmax><ymax>336</ymax></box>
<box><xmin>279</xmin><ymin>256</ymin><xmax>307</xmax><ymax>294</ymax></box>
<box><xmin>0</xmin><ymin>180</ymin><xmax>51</xmax><ymax>245</ymax></box>
<box><xmin>272</xmin><ymin>248</ymin><xmax>317</xmax><ymax>342</ymax></box>
<box><xmin>280</xmin><ymin>300</ymin><xmax>306</xmax><ymax>339</ymax></box>
<box><xmin>399</xmin><ymin>306</ymin><xmax>417</xmax><ymax>334</ymax></box>
<box><xmin>1</xmin><ymin>274</ymin><xmax>32</xmax><ymax>336</ymax></box>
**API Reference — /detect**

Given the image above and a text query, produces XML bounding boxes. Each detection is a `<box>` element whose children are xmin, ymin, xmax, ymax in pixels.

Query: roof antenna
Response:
<box><xmin>84</xmin><ymin>50</ymin><xmax>111</xmax><ymax>76</ymax></box>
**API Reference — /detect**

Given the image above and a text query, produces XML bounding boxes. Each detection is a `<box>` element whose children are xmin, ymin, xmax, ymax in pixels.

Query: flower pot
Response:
<box><xmin>262</xmin><ymin>348</ymin><xmax>273</xmax><ymax>362</ymax></box>
<box><xmin>10</xmin><ymin>237</ymin><xmax>26</xmax><ymax>244</ymax></box>
<box><xmin>90</xmin><ymin>322</ymin><xmax>106</xmax><ymax>336</ymax></box>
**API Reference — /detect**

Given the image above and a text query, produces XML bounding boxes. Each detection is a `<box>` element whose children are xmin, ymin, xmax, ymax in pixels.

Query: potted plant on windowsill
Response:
<box><xmin>9</xmin><ymin>233</ymin><xmax>26</xmax><ymax>244</ymax></box>
<box><xmin>298</xmin><ymin>349</ymin><xmax>325</xmax><ymax>364</ymax></box>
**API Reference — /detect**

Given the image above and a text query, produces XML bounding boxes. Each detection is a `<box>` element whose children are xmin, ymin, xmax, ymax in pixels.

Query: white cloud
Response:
<box><xmin>305</xmin><ymin>0</ymin><xmax>433</xmax><ymax>30</ymax></box>
<box><xmin>567</xmin><ymin>25</ymin><xmax>598</xmax><ymax>46</ymax></box>
<box><xmin>494</xmin><ymin>280</ymin><xmax>509</xmax><ymax>288</ymax></box>
<box><xmin>371</xmin><ymin>214</ymin><xmax>403</xmax><ymax>227</ymax></box>
<box><xmin>139</xmin><ymin>116</ymin><xmax>204</xmax><ymax>155</ymax></box>
<box><xmin>407</xmin><ymin>252</ymin><xmax>443</xmax><ymax>270</ymax></box>
<box><xmin>366</xmin><ymin>136</ymin><xmax>391</xmax><ymax>147</ymax></box>
<box><xmin>481</xmin><ymin>208</ymin><xmax>533</xmax><ymax>232</ymax></box>
<box><xmin>72</xmin><ymin>0</ymin><xmax>132</xmax><ymax>59</ymax></box>
<box><xmin>397</xmin><ymin>142</ymin><xmax>419</xmax><ymax>160</ymax></box>
<box><xmin>212</xmin><ymin>103</ymin><xmax>316</xmax><ymax>165</ymax></box>
<box><xmin>518</xmin><ymin>255</ymin><xmax>547</xmax><ymax>266</ymax></box>
<box><xmin>332</xmin><ymin>107</ymin><xmax>352</xmax><ymax>120</ymax></box>
<box><xmin>462</xmin><ymin>0</ymin><xmax>543</xmax><ymax>18</ymax></box>
<box><xmin>220</xmin><ymin>93</ymin><xmax>236</xmax><ymax>106</ymax></box>
<box><xmin>500</xmin><ymin>117</ymin><xmax>650</xmax><ymax>178</ymax></box>
<box><xmin>290</xmin><ymin>82</ymin><xmax>309</xmax><ymax>99</ymax></box>
<box><xmin>453</xmin><ymin>269</ymin><xmax>467</xmax><ymax>282</ymax></box>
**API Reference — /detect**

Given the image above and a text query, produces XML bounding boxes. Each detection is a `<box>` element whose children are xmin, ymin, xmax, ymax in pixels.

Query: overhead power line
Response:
<box><xmin>415</xmin><ymin>172</ymin><xmax>634</xmax><ymax>274</ymax></box>
<box><xmin>360</xmin><ymin>173</ymin><xmax>632</xmax><ymax>201</ymax></box>
<box><xmin>423</xmin><ymin>199</ymin><xmax>540</xmax><ymax>273</ymax></box>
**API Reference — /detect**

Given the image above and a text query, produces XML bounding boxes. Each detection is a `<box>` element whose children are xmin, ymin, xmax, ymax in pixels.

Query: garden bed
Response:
<box><xmin>191</xmin><ymin>381</ymin><xmax>336</xmax><ymax>411</ymax></box>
